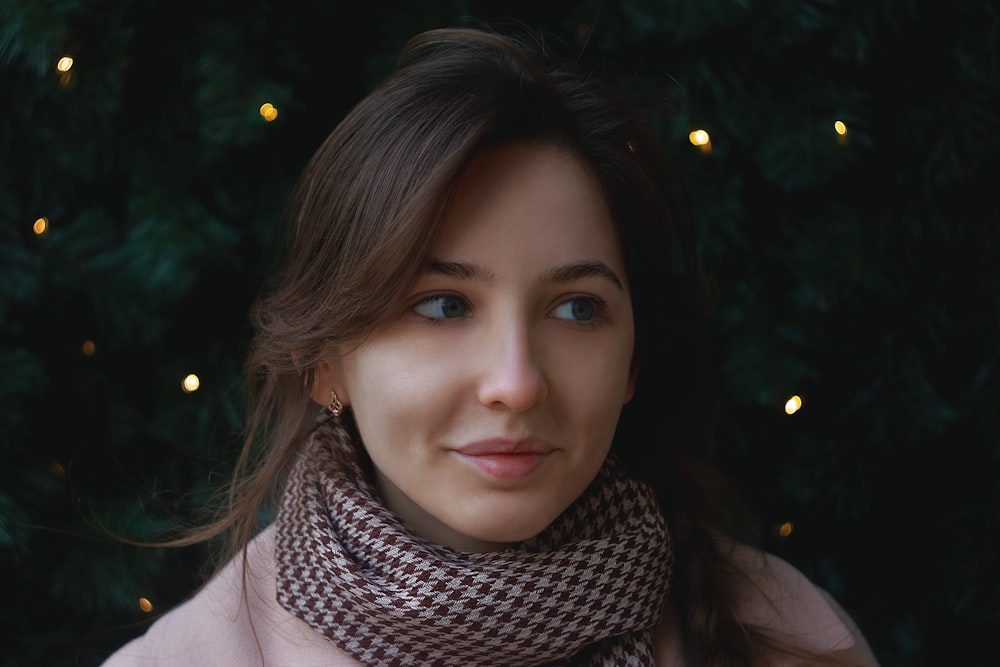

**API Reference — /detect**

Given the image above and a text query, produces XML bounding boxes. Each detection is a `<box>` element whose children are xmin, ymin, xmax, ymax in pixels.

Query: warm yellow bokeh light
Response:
<box><xmin>784</xmin><ymin>395</ymin><xmax>803</xmax><ymax>414</ymax></box>
<box><xmin>57</xmin><ymin>56</ymin><xmax>74</xmax><ymax>72</ymax></box>
<box><xmin>834</xmin><ymin>120</ymin><xmax>848</xmax><ymax>135</ymax></box>
<box><xmin>688</xmin><ymin>129</ymin><xmax>712</xmax><ymax>154</ymax></box>
<box><xmin>81</xmin><ymin>340</ymin><xmax>96</xmax><ymax>356</ymax></box>
<box><xmin>778</xmin><ymin>521</ymin><xmax>794</xmax><ymax>537</ymax></box>
<box><xmin>138</xmin><ymin>597</ymin><xmax>153</xmax><ymax>613</ymax></box>
<box><xmin>182</xmin><ymin>374</ymin><xmax>201</xmax><ymax>393</ymax></box>
<box><xmin>688</xmin><ymin>129</ymin><xmax>710</xmax><ymax>146</ymax></box>
<box><xmin>33</xmin><ymin>217</ymin><xmax>49</xmax><ymax>235</ymax></box>
<box><xmin>259</xmin><ymin>102</ymin><xmax>278</xmax><ymax>122</ymax></box>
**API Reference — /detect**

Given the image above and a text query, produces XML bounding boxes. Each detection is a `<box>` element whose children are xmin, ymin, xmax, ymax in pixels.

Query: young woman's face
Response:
<box><xmin>324</xmin><ymin>142</ymin><xmax>635</xmax><ymax>552</ymax></box>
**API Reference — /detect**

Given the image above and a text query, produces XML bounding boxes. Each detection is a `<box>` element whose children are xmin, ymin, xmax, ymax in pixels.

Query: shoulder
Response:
<box><xmin>100</xmin><ymin>525</ymin><xmax>360</xmax><ymax>667</ymax></box>
<box><xmin>655</xmin><ymin>537</ymin><xmax>880</xmax><ymax>666</ymax></box>
<box><xmin>721</xmin><ymin>539</ymin><xmax>875</xmax><ymax>657</ymax></box>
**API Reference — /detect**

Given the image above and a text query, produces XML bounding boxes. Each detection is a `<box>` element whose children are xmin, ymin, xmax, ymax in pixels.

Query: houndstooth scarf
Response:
<box><xmin>275</xmin><ymin>414</ymin><xmax>672</xmax><ymax>666</ymax></box>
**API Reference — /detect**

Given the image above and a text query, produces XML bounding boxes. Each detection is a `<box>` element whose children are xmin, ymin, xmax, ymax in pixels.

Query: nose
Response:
<box><xmin>475</xmin><ymin>319</ymin><xmax>548</xmax><ymax>412</ymax></box>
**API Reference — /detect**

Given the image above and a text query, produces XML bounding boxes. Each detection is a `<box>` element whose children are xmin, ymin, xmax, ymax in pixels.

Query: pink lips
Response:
<box><xmin>455</xmin><ymin>438</ymin><xmax>553</xmax><ymax>480</ymax></box>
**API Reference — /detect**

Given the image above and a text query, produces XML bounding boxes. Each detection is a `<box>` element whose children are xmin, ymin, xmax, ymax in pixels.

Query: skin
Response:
<box><xmin>313</xmin><ymin>141</ymin><xmax>636</xmax><ymax>552</ymax></box>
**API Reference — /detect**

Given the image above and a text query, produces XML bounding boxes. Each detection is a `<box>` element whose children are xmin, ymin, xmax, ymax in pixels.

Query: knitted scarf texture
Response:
<box><xmin>275</xmin><ymin>414</ymin><xmax>673</xmax><ymax>666</ymax></box>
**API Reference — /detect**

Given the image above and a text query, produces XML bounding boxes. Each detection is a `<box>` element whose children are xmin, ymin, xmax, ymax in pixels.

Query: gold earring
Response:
<box><xmin>327</xmin><ymin>390</ymin><xmax>344</xmax><ymax>417</ymax></box>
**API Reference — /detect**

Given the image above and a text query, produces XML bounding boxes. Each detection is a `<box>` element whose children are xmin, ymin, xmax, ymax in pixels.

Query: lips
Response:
<box><xmin>454</xmin><ymin>438</ymin><xmax>553</xmax><ymax>480</ymax></box>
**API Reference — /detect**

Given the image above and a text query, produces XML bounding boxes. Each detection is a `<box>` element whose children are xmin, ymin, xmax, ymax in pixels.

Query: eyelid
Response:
<box><xmin>406</xmin><ymin>290</ymin><xmax>611</xmax><ymax>324</ymax></box>
<box><xmin>550</xmin><ymin>294</ymin><xmax>609</xmax><ymax>325</ymax></box>
<box><xmin>408</xmin><ymin>292</ymin><xmax>472</xmax><ymax>322</ymax></box>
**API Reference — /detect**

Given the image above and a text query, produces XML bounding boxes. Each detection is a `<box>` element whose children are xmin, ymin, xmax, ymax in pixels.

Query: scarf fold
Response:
<box><xmin>275</xmin><ymin>414</ymin><xmax>672</xmax><ymax>666</ymax></box>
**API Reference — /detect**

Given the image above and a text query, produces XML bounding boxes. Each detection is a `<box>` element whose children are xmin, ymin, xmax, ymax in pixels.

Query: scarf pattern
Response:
<box><xmin>275</xmin><ymin>415</ymin><xmax>672</xmax><ymax>666</ymax></box>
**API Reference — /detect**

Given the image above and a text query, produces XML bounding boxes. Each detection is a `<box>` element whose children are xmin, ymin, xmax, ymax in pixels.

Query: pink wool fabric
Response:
<box><xmin>100</xmin><ymin>526</ymin><xmax>878</xmax><ymax>666</ymax></box>
<box><xmin>274</xmin><ymin>416</ymin><xmax>672</xmax><ymax>666</ymax></box>
<box><xmin>100</xmin><ymin>418</ymin><xmax>880</xmax><ymax>666</ymax></box>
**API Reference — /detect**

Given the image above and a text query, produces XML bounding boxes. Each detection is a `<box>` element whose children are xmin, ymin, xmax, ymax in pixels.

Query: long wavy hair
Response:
<box><xmin>176</xmin><ymin>26</ymin><xmax>860</xmax><ymax>667</ymax></box>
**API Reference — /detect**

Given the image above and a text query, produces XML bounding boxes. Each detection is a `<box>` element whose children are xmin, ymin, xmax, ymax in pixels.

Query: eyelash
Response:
<box><xmin>409</xmin><ymin>293</ymin><xmax>471</xmax><ymax>324</ymax></box>
<box><xmin>408</xmin><ymin>293</ymin><xmax>609</xmax><ymax>326</ymax></box>
<box><xmin>550</xmin><ymin>295</ymin><xmax>608</xmax><ymax>327</ymax></box>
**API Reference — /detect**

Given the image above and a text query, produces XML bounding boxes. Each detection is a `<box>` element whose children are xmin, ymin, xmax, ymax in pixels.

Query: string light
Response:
<box><xmin>834</xmin><ymin>120</ymin><xmax>849</xmax><ymax>146</ymax></box>
<box><xmin>181</xmin><ymin>374</ymin><xmax>200</xmax><ymax>393</ymax></box>
<box><xmin>81</xmin><ymin>340</ymin><xmax>96</xmax><ymax>356</ymax></box>
<box><xmin>138</xmin><ymin>597</ymin><xmax>153</xmax><ymax>613</ymax></box>
<box><xmin>56</xmin><ymin>56</ymin><xmax>74</xmax><ymax>87</ymax></box>
<box><xmin>259</xmin><ymin>102</ymin><xmax>278</xmax><ymax>122</ymax></box>
<box><xmin>688</xmin><ymin>129</ymin><xmax>712</xmax><ymax>154</ymax></box>
<box><xmin>776</xmin><ymin>521</ymin><xmax>794</xmax><ymax>538</ymax></box>
<box><xmin>784</xmin><ymin>395</ymin><xmax>803</xmax><ymax>415</ymax></box>
<box><xmin>32</xmin><ymin>217</ymin><xmax>49</xmax><ymax>235</ymax></box>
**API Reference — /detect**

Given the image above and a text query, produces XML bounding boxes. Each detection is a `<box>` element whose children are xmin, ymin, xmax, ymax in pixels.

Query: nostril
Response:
<box><xmin>477</xmin><ymin>354</ymin><xmax>547</xmax><ymax>412</ymax></box>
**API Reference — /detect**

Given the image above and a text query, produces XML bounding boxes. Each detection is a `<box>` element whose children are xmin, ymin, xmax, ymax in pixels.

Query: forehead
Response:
<box><xmin>433</xmin><ymin>142</ymin><xmax>625</xmax><ymax>275</ymax></box>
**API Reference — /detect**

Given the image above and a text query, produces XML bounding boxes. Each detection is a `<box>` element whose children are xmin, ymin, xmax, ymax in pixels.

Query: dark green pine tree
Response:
<box><xmin>1</xmin><ymin>1</ymin><xmax>997</xmax><ymax>666</ymax></box>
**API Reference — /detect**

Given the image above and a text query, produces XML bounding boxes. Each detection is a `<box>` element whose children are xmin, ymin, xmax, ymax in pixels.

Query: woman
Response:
<box><xmin>103</xmin><ymin>26</ymin><xmax>879</xmax><ymax>666</ymax></box>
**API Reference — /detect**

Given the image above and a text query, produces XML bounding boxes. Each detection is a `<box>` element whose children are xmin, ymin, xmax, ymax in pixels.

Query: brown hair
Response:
<box><xmin>178</xmin><ymin>26</ymin><xmax>862</xmax><ymax>667</ymax></box>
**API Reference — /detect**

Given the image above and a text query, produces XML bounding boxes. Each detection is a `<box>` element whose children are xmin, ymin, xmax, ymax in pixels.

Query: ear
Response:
<box><xmin>310</xmin><ymin>359</ymin><xmax>349</xmax><ymax>408</ymax></box>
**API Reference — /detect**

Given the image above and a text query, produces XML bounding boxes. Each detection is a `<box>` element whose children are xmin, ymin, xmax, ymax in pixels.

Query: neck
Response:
<box><xmin>375</xmin><ymin>470</ymin><xmax>511</xmax><ymax>553</ymax></box>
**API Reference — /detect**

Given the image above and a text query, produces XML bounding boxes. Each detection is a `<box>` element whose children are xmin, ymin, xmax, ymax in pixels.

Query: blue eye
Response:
<box><xmin>552</xmin><ymin>297</ymin><xmax>599</xmax><ymax>322</ymax></box>
<box><xmin>412</xmin><ymin>295</ymin><xmax>469</xmax><ymax>319</ymax></box>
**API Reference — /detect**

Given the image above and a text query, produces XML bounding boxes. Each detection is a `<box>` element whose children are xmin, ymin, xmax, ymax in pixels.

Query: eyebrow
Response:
<box><xmin>545</xmin><ymin>259</ymin><xmax>624</xmax><ymax>292</ymax></box>
<box><xmin>425</xmin><ymin>259</ymin><xmax>624</xmax><ymax>291</ymax></box>
<box><xmin>426</xmin><ymin>260</ymin><xmax>496</xmax><ymax>282</ymax></box>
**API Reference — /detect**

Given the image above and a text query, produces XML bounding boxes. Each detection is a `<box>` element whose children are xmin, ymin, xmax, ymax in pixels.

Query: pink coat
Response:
<box><xmin>102</xmin><ymin>525</ymin><xmax>879</xmax><ymax>666</ymax></box>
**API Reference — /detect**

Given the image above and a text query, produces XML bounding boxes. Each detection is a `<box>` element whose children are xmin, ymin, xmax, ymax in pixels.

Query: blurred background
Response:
<box><xmin>1</xmin><ymin>1</ymin><xmax>997</xmax><ymax>665</ymax></box>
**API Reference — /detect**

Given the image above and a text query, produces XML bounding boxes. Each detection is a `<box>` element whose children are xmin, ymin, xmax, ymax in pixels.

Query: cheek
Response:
<box><xmin>549</xmin><ymin>330</ymin><xmax>634</xmax><ymax>403</ymax></box>
<box><xmin>542</xmin><ymin>332</ymin><xmax>634</xmax><ymax>455</ymax></box>
<box><xmin>340</xmin><ymin>343</ymin><xmax>454</xmax><ymax>450</ymax></box>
